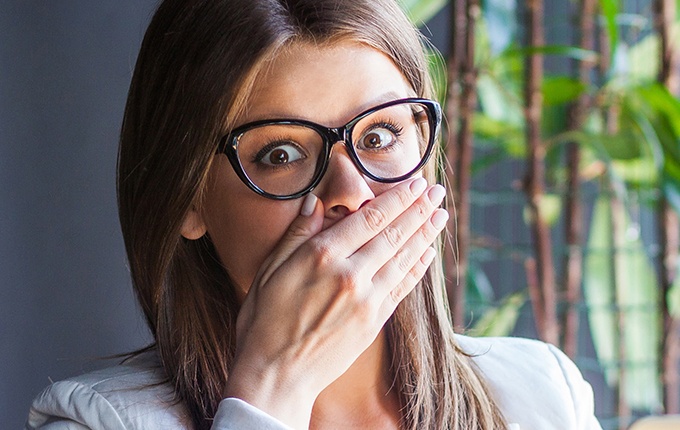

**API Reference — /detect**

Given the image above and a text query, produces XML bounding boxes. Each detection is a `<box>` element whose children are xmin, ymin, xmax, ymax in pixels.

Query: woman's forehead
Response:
<box><xmin>238</xmin><ymin>40</ymin><xmax>415</xmax><ymax>127</ymax></box>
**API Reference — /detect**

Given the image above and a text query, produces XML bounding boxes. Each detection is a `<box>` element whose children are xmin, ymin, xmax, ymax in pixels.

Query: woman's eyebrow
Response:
<box><xmin>354</xmin><ymin>91</ymin><xmax>414</xmax><ymax>113</ymax></box>
<box><xmin>240</xmin><ymin>91</ymin><xmax>414</xmax><ymax>125</ymax></box>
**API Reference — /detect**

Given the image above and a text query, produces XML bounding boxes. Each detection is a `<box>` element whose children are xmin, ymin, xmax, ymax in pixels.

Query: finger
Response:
<box><xmin>238</xmin><ymin>194</ymin><xmax>324</xmax><ymax>336</ymax></box>
<box><xmin>376</xmin><ymin>246</ymin><xmax>437</xmax><ymax>322</ymax></box>
<box><xmin>351</xmin><ymin>184</ymin><xmax>446</xmax><ymax>273</ymax></box>
<box><xmin>370</xmin><ymin>206</ymin><xmax>447</xmax><ymax>288</ymax></box>
<box><xmin>315</xmin><ymin>177</ymin><xmax>429</xmax><ymax>258</ymax></box>
<box><xmin>254</xmin><ymin>193</ymin><xmax>324</xmax><ymax>287</ymax></box>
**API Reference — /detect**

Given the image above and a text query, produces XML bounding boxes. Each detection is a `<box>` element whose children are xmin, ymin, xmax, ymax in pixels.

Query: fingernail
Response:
<box><xmin>431</xmin><ymin>208</ymin><xmax>449</xmax><ymax>229</ymax></box>
<box><xmin>428</xmin><ymin>184</ymin><xmax>446</xmax><ymax>205</ymax></box>
<box><xmin>421</xmin><ymin>247</ymin><xmax>436</xmax><ymax>265</ymax></box>
<box><xmin>410</xmin><ymin>177</ymin><xmax>427</xmax><ymax>195</ymax></box>
<box><xmin>301</xmin><ymin>193</ymin><xmax>317</xmax><ymax>216</ymax></box>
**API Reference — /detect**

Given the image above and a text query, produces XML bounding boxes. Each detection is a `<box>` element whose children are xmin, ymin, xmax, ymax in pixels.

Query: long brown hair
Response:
<box><xmin>118</xmin><ymin>0</ymin><xmax>506</xmax><ymax>428</ymax></box>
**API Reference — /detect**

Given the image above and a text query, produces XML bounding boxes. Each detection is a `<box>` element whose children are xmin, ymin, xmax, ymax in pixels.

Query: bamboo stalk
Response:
<box><xmin>654</xmin><ymin>0</ymin><xmax>680</xmax><ymax>414</ymax></box>
<box><xmin>523</xmin><ymin>0</ymin><xmax>559</xmax><ymax>345</ymax></box>
<box><xmin>444</xmin><ymin>0</ymin><xmax>465</xmax><ymax>327</ymax></box>
<box><xmin>444</xmin><ymin>0</ymin><xmax>478</xmax><ymax>329</ymax></box>
<box><xmin>660</xmin><ymin>201</ymin><xmax>680</xmax><ymax>413</ymax></box>
<box><xmin>454</xmin><ymin>0</ymin><xmax>478</xmax><ymax>329</ymax></box>
<box><xmin>525</xmin><ymin>257</ymin><xmax>545</xmax><ymax>337</ymax></box>
<box><xmin>562</xmin><ymin>0</ymin><xmax>596</xmax><ymax>358</ymax></box>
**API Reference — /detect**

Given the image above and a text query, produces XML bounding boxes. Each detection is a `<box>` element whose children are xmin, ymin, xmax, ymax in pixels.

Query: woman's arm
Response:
<box><xmin>26</xmin><ymin>380</ymin><xmax>127</xmax><ymax>430</ymax></box>
<box><xmin>27</xmin><ymin>384</ymin><xmax>291</xmax><ymax>430</ymax></box>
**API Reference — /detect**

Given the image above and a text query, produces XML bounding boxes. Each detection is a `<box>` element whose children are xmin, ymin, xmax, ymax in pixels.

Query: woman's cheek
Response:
<box><xmin>209</xmin><ymin>199</ymin><xmax>301</xmax><ymax>293</ymax></box>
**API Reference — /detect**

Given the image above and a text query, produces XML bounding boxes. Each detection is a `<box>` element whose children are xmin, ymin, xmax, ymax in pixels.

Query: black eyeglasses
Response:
<box><xmin>217</xmin><ymin>98</ymin><xmax>441</xmax><ymax>200</ymax></box>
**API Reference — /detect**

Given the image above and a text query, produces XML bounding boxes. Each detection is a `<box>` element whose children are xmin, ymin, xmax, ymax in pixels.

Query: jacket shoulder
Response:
<box><xmin>455</xmin><ymin>335</ymin><xmax>601</xmax><ymax>430</ymax></box>
<box><xmin>26</xmin><ymin>351</ymin><xmax>191</xmax><ymax>430</ymax></box>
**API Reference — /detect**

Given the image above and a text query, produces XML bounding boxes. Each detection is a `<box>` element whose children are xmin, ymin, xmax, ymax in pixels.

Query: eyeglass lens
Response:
<box><xmin>233</xmin><ymin>101</ymin><xmax>432</xmax><ymax>197</ymax></box>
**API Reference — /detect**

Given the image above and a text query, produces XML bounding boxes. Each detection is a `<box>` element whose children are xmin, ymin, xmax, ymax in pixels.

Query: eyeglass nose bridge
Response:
<box><xmin>310</xmin><ymin>124</ymin><xmax>375</xmax><ymax>192</ymax></box>
<box><xmin>322</xmin><ymin>125</ymin><xmax>350</xmax><ymax>148</ymax></box>
<box><xmin>319</xmin><ymin>124</ymin><xmax>367</xmax><ymax>169</ymax></box>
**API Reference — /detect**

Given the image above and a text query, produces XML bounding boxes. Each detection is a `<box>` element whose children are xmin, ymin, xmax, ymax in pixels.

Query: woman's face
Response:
<box><xmin>191</xmin><ymin>41</ymin><xmax>420</xmax><ymax>300</ymax></box>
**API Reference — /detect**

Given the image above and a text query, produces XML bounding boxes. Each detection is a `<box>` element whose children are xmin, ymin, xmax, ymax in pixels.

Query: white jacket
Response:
<box><xmin>25</xmin><ymin>336</ymin><xmax>602</xmax><ymax>430</ymax></box>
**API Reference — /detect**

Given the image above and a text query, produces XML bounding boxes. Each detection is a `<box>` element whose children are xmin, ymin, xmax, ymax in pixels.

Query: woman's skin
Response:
<box><xmin>181</xmin><ymin>41</ymin><xmax>448</xmax><ymax>429</ymax></box>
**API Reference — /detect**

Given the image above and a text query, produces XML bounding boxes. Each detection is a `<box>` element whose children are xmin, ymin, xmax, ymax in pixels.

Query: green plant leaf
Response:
<box><xmin>476</xmin><ymin>74</ymin><xmax>523</xmax><ymax>126</ymax></box>
<box><xmin>472</xmin><ymin>112</ymin><xmax>525</xmax><ymax>158</ymax></box>
<box><xmin>599</xmin><ymin>131</ymin><xmax>644</xmax><ymax>161</ymax></box>
<box><xmin>522</xmin><ymin>193</ymin><xmax>562</xmax><ymax>226</ymax></box>
<box><xmin>542</xmin><ymin>104</ymin><xmax>569</xmax><ymax>142</ymax></box>
<box><xmin>466</xmin><ymin>261</ymin><xmax>495</xmax><ymax>305</ymax></box>
<box><xmin>473</xmin><ymin>113</ymin><xmax>513</xmax><ymax>139</ymax></box>
<box><xmin>599</xmin><ymin>0</ymin><xmax>620</xmax><ymax>66</ymax></box>
<box><xmin>634</xmin><ymin>84</ymin><xmax>680</xmax><ymax>162</ymax></box>
<box><xmin>584</xmin><ymin>197</ymin><xmax>662</xmax><ymax>411</ymax></box>
<box><xmin>541</xmin><ymin>77</ymin><xmax>587</xmax><ymax>106</ymax></box>
<box><xmin>469</xmin><ymin>292</ymin><xmax>526</xmax><ymax>337</ymax></box>
<box><xmin>625</xmin><ymin>84</ymin><xmax>680</xmax><ymax>211</ymax></box>
<box><xmin>503</xmin><ymin>45</ymin><xmax>599</xmax><ymax>62</ymax></box>
<box><xmin>636</xmin><ymin>83</ymin><xmax>680</xmax><ymax>133</ymax></box>
<box><xmin>611</xmin><ymin>158</ymin><xmax>658</xmax><ymax>185</ymax></box>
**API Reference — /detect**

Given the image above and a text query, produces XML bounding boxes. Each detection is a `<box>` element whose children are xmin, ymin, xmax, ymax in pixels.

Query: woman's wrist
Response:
<box><xmin>223</xmin><ymin>359</ymin><xmax>318</xmax><ymax>430</ymax></box>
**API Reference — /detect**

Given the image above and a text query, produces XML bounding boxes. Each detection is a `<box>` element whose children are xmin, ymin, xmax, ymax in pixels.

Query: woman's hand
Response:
<box><xmin>223</xmin><ymin>177</ymin><xmax>448</xmax><ymax>429</ymax></box>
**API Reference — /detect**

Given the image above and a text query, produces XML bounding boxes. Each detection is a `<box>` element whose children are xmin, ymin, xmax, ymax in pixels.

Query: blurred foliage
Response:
<box><xmin>402</xmin><ymin>0</ymin><xmax>680</xmax><ymax>414</ymax></box>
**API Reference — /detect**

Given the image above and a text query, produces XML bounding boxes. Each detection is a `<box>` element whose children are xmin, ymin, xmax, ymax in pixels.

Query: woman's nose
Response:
<box><xmin>313</xmin><ymin>145</ymin><xmax>375</xmax><ymax>221</ymax></box>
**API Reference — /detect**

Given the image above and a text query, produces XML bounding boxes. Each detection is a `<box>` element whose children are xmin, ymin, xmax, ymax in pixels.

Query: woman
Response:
<box><xmin>26</xmin><ymin>0</ymin><xmax>601</xmax><ymax>429</ymax></box>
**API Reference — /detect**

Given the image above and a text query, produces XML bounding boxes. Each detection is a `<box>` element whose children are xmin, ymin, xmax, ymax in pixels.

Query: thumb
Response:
<box><xmin>254</xmin><ymin>193</ymin><xmax>323</xmax><ymax>287</ymax></box>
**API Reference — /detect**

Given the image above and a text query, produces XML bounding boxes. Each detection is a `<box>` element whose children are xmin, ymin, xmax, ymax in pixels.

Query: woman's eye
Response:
<box><xmin>257</xmin><ymin>143</ymin><xmax>306</xmax><ymax>166</ymax></box>
<box><xmin>357</xmin><ymin>126</ymin><xmax>399</xmax><ymax>150</ymax></box>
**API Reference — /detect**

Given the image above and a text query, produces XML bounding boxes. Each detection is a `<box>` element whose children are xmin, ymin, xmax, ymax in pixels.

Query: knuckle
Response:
<box><xmin>309</xmin><ymin>239</ymin><xmax>335</xmax><ymax>266</ymax></box>
<box><xmin>362</xmin><ymin>206</ymin><xmax>387</xmax><ymax>230</ymax></box>
<box><xmin>381</xmin><ymin>225</ymin><xmax>404</xmax><ymax>249</ymax></box>
<box><xmin>286</xmin><ymin>220</ymin><xmax>312</xmax><ymax>239</ymax></box>
<box><xmin>335</xmin><ymin>270</ymin><xmax>378</xmax><ymax>323</ymax></box>
<box><xmin>393</xmin><ymin>185</ymin><xmax>414</xmax><ymax>207</ymax></box>
<box><xmin>414</xmin><ymin>198</ymin><xmax>430</xmax><ymax>217</ymax></box>
<box><xmin>337</xmin><ymin>270</ymin><xmax>361</xmax><ymax>296</ymax></box>
<box><xmin>420</xmin><ymin>221</ymin><xmax>438</xmax><ymax>241</ymax></box>
<box><xmin>390</xmin><ymin>279</ymin><xmax>417</xmax><ymax>305</ymax></box>
<box><xmin>394</xmin><ymin>247</ymin><xmax>413</xmax><ymax>273</ymax></box>
<box><xmin>389</xmin><ymin>284</ymin><xmax>405</xmax><ymax>304</ymax></box>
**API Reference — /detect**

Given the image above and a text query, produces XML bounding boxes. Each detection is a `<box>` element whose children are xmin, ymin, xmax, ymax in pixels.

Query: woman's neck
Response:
<box><xmin>309</xmin><ymin>331</ymin><xmax>401</xmax><ymax>429</ymax></box>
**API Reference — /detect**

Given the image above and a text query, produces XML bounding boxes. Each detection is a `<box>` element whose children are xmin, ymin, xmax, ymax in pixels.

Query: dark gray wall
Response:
<box><xmin>1</xmin><ymin>2</ymin><xmax>157</xmax><ymax>427</ymax></box>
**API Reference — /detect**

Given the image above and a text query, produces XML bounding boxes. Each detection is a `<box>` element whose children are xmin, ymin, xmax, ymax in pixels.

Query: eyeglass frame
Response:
<box><xmin>217</xmin><ymin>97</ymin><xmax>442</xmax><ymax>200</ymax></box>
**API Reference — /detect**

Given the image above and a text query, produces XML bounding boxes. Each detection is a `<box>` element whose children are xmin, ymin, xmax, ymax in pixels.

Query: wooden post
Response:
<box><xmin>655</xmin><ymin>0</ymin><xmax>680</xmax><ymax>414</ymax></box>
<box><xmin>562</xmin><ymin>0</ymin><xmax>596</xmax><ymax>358</ymax></box>
<box><xmin>523</xmin><ymin>0</ymin><xmax>559</xmax><ymax>345</ymax></box>
<box><xmin>444</xmin><ymin>0</ymin><xmax>478</xmax><ymax>330</ymax></box>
